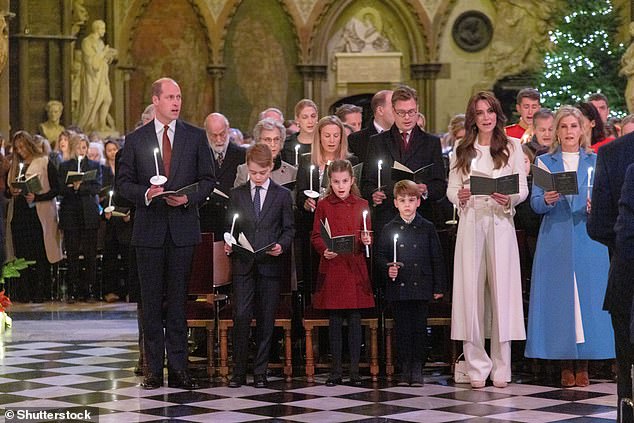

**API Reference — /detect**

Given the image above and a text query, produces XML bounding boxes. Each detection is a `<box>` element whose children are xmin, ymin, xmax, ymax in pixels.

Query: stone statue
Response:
<box><xmin>620</xmin><ymin>23</ymin><xmax>634</xmax><ymax>113</ymax></box>
<box><xmin>76</xmin><ymin>20</ymin><xmax>117</xmax><ymax>134</ymax></box>
<box><xmin>336</xmin><ymin>7</ymin><xmax>393</xmax><ymax>53</ymax></box>
<box><xmin>480</xmin><ymin>0</ymin><xmax>559</xmax><ymax>87</ymax></box>
<box><xmin>38</xmin><ymin>100</ymin><xmax>65</xmax><ymax>147</ymax></box>
<box><xmin>0</xmin><ymin>10</ymin><xmax>8</xmax><ymax>76</ymax></box>
<box><xmin>71</xmin><ymin>0</ymin><xmax>88</xmax><ymax>37</ymax></box>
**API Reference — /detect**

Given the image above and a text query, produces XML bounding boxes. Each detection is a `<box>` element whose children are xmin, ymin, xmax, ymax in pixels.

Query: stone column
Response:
<box><xmin>207</xmin><ymin>64</ymin><xmax>226</xmax><ymax>112</ymax></box>
<box><xmin>0</xmin><ymin>0</ymin><xmax>10</xmax><ymax>137</ymax></box>
<box><xmin>411</xmin><ymin>63</ymin><xmax>442</xmax><ymax>133</ymax></box>
<box><xmin>117</xmin><ymin>64</ymin><xmax>135</xmax><ymax>132</ymax></box>
<box><xmin>297</xmin><ymin>64</ymin><xmax>327</xmax><ymax>111</ymax></box>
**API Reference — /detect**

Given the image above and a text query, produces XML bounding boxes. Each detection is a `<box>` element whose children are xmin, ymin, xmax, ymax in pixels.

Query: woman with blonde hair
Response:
<box><xmin>281</xmin><ymin>99</ymin><xmax>318</xmax><ymax>166</ymax></box>
<box><xmin>58</xmin><ymin>133</ymin><xmax>102</xmax><ymax>302</ymax></box>
<box><xmin>6</xmin><ymin>131</ymin><xmax>63</xmax><ymax>302</ymax></box>
<box><xmin>295</xmin><ymin>115</ymin><xmax>358</xmax><ymax>297</ymax></box>
<box><xmin>525</xmin><ymin>105</ymin><xmax>614</xmax><ymax>387</ymax></box>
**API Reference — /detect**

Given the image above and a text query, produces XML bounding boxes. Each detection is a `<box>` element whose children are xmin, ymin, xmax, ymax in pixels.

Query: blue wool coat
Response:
<box><xmin>525</xmin><ymin>148</ymin><xmax>615</xmax><ymax>359</ymax></box>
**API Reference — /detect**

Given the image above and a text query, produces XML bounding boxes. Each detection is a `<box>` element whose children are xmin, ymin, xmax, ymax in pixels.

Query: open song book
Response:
<box><xmin>232</xmin><ymin>232</ymin><xmax>276</xmax><ymax>256</ymax></box>
<box><xmin>320</xmin><ymin>218</ymin><xmax>355</xmax><ymax>254</ymax></box>
<box><xmin>530</xmin><ymin>164</ymin><xmax>579</xmax><ymax>195</ymax></box>
<box><xmin>13</xmin><ymin>174</ymin><xmax>42</xmax><ymax>194</ymax></box>
<box><xmin>65</xmin><ymin>169</ymin><xmax>98</xmax><ymax>184</ymax></box>
<box><xmin>390</xmin><ymin>161</ymin><xmax>434</xmax><ymax>184</ymax></box>
<box><xmin>469</xmin><ymin>172</ymin><xmax>519</xmax><ymax>196</ymax></box>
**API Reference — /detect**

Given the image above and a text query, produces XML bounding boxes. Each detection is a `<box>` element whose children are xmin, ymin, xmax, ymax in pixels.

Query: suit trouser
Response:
<box><xmin>232</xmin><ymin>268</ymin><xmax>280</xmax><ymax>377</ymax></box>
<box><xmin>391</xmin><ymin>300</ymin><xmax>429</xmax><ymax>369</ymax></box>
<box><xmin>136</xmin><ymin>241</ymin><xmax>194</xmax><ymax>375</ymax></box>
<box><xmin>463</xmin><ymin>211</ymin><xmax>512</xmax><ymax>383</ymax></box>
<box><xmin>612</xmin><ymin>312</ymin><xmax>634</xmax><ymax>423</ymax></box>
<box><xmin>65</xmin><ymin>228</ymin><xmax>98</xmax><ymax>298</ymax></box>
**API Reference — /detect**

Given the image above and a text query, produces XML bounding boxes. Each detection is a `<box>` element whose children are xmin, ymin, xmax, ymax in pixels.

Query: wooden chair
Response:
<box><xmin>185</xmin><ymin>232</ymin><xmax>216</xmax><ymax>379</ymax></box>
<box><xmin>302</xmin><ymin>306</ymin><xmax>380</xmax><ymax>383</ymax></box>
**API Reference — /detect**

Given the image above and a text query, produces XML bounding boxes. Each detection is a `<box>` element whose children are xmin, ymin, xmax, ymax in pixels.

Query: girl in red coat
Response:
<box><xmin>311</xmin><ymin>159</ymin><xmax>374</xmax><ymax>386</ymax></box>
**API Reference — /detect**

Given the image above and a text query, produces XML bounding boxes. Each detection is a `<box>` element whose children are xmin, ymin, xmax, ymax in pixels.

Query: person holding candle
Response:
<box><xmin>58</xmin><ymin>132</ymin><xmax>102</xmax><ymax>302</ymax></box>
<box><xmin>447</xmin><ymin>91</ymin><xmax>528</xmax><ymax>389</ymax></box>
<box><xmin>310</xmin><ymin>159</ymin><xmax>373</xmax><ymax>386</ymax></box>
<box><xmin>118</xmin><ymin>77</ymin><xmax>214</xmax><ymax>390</ymax></box>
<box><xmin>281</xmin><ymin>99</ymin><xmax>318</xmax><ymax>165</ymax></box>
<box><xmin>361</xmin><ymin>85</ymin><xmax>446</xmax><ymax>237</ymax></box>
<box><xmin>224</xmin><ymin>143</ymin><xmax>295</xmax><ymax>388</ymax></box>
<box><xmin>5</xmin><ymin>131</ymin><xmax>62</xmax><ymax>302</ymax></box>
<box><xmin>376</xmin><ymin>180</ymin><xmax>446</xmax><ymax>386</ymax></box>
<box><xmin>525</xmin><ymin>105</ymin><xmax>614</xmax><ymax>387</ymax></box>
<box><xmin>295</xmin><ymin>115</ymin><xmax>358</xmax><ymax>299</ymax></box>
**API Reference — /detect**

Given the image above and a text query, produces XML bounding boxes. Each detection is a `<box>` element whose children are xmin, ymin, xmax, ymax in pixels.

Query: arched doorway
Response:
<box><xmin>330</xmin><ymin>93</ymin><xmax>373</xmax><ymax>129</ymax></box>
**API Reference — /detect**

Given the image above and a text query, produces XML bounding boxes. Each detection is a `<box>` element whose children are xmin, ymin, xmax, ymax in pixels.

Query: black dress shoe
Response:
<box><xmin>349</xmin><ymin>376</ymin><xmax>363</xmax><ymax>386</ymax></box>
<box><xmin>326</xmin><ymin>377</ymin><xmax>342</xmax><ymax>387</ymax></box>
<box><xmin>167</xmin><ymin>370</ymin><xmax>199</xmax><ymax>389</ymax></box>
<box><xmin>228</xmin><ymin>375</ymin><xmax>246</xmax><ymax>388</ymax></box>
<box><xmin>253</xmin><ymin>374</ymin><xmax>268</xmax><ymax>388</ymax></box>
<box><xmin>141</xmin><ymin>374</ymin><xmax>163</xmax><ymax>389</ymax></box>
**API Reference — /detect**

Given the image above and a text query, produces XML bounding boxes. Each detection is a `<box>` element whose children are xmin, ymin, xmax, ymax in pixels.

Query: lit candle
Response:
<box><xmin>362</xmin><ymin>210</ymin><xmax>369</xmax><ymax>258</ymax></box>
<box><xmin>393</xmin><ymin>233</ymin><xmax>398</xmax><ymax>263</ymax></box>
<box><xmin>18</xmin><ymin>162</ymin><xmax>23</xmax><ymax>180</ymax></box>
<box><xmin>587</xmin><ymin>166</ymin><xmax>593</xmax><ymax>200</ymax></box>
<box><xmin>230</xmin><ymin>213</ymin><xmax>238</xmax><ymax>241</ymax></box>
<box><xmin>452</xmin><ymin>204</ymin><xmax>457</xmax><ymax>221</ymax></box>
<box><xmin>309</xmin><ymin>164</ymin><xmax>315</xmax><ymax>192</ymax></box>
<box><xmin>153</xmin><ymin>148</ymin><xmax>160</xmax><ymax>176</ymax></box>
<box><xmin>77</xmin><ymin>155</ymin><xmax>83</xmax><ymax>173</ymax></box>
<box><xmin>295</xmin><ymin>144</ymin><xmax>300</xmax><ymax>166</ymax></box>
<box><xmin>377</xmin><ymin>160</ymin><xmax>383</xmax><ymax>190</ymax></box>
<box><xmin>470</xmin><ymin>157</ymin><xmax>476</xmax><ymax>174</ymax></box>
<box><xmin>108</xmin><ymin>190</ymin><xmax>113</xmax><ymax>208</ymax></box>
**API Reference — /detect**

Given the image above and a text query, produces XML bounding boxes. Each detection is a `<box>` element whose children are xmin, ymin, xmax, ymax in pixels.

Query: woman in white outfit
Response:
<box><xmin>447</xmin><ymin>91</ymin><xmax>528</xmax><ymax>389</ymax></box>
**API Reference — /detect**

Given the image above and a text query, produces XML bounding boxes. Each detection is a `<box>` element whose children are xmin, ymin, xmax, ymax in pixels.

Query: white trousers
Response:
<box><xmin>463</xmin><ymin>209</ymin><xmax>511</xmax><ymax>383</ymax></box>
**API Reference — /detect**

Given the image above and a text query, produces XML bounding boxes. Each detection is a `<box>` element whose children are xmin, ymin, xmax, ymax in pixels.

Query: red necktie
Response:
<box><xmin>162</xmin><ymin>125</ymin><xmax>172</xmax><ymax>178</ymax></box>
<box><xmin>401</xmin><ymin>131</ymin><xmax>409</xmax><ymax>150</ymax></box>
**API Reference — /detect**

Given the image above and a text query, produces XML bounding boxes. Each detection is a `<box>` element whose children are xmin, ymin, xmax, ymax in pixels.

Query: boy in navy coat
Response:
<box><xmin>377</xmin><ymin>180</ymin><xmax>446</xmax><ymax>386</ymax></box>
<box><xmin>224</xmin><ymin>143</ymin><xmax>295</xmax><ymax>388</ymax></box>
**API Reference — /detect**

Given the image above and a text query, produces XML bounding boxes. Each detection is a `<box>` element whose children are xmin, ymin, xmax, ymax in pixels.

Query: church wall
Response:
<box><xmin>220</xmin><ymin>0</ymin><xmax>302</xmax><ymax>133</ymax></box>
<box><xmin>435</xmin><ymin>0</ymin><xmax>495</xmax><ymax>133</ymax></box>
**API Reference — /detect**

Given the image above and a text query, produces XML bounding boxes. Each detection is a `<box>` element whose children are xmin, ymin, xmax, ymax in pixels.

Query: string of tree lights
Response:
<box><xmin>536</xmin><ymin>0</ymin><xmax>627</xmax><ymax>116</ymax></box>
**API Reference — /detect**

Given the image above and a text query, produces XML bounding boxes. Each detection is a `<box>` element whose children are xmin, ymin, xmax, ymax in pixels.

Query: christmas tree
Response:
<box><xmin>537</xmin><ymin>0</ymin><xmax>627</xmax><ymax>116</ymax></box>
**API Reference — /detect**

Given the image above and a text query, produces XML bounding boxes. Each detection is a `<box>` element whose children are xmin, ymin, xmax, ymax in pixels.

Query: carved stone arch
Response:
<box><xmin>308</xmin><ymin>0</ymin><xmax>428</xmax><ymax>65</ymax></box>
<box><xmin>215</xmin><ymin>0</ymin><xmax>302</xmax><ymax>65</ymax></box>
<box><xmin>117</xmin><ymin>0</ymin><xmax>214</xmax><ymax>68</ymax></box>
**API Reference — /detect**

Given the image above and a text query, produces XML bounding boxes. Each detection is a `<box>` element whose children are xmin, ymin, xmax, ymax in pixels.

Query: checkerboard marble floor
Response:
<box><xmin>0</xmin><ymin>303</ymin><xmax>620</xmax><ymax>422</ymax></box>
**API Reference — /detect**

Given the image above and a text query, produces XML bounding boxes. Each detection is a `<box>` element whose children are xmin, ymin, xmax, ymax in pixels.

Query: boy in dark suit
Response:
<box><xmin>376</xmin><ymin>180</ymin><xmax>446</xmax><ymax>386</ymax></box>
<box><xmin>224</xmin><ymin>143</ymin><xmax>295</xmax><ymax>388</ymax></box>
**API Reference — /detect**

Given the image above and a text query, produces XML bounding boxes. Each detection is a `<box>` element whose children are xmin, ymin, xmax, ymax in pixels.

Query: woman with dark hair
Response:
<box><xmin>6</xmin><ymin>131</ymin><xmax>63</xmax><ymax>302</ymax></box>
<box><xmin>447</xmin><ymin>91</ymin><xmax>528</xmax><ymax>389</ymax></box>
<box><xmin>576</xmin><ymin>101</ymin><xmax>614</xmax><ymax>152</ymax></box>
<box><xmin>58</xmin><ymin>133</ymin><xmax>102</xmax><ymax>302</ymax></box>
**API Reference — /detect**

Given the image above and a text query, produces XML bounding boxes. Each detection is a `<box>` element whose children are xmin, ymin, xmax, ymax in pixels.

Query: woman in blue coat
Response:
<box><xmin>525</xmin><ymin>105</ymin><xmax>614</xmax><ymax>388</ymax></box>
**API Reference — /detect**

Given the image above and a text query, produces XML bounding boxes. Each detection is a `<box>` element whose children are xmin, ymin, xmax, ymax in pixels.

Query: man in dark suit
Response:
<box><xmin>199</xmin><ymin>112</ymin><xmax>245</xmax><ymax>238</ymax></box>
<box><xmin>348</xmin><ymin>90</ymin><xmax>394</xmax><ymax>165</ymax></box>
<box><xmin>588</xmin><ymin>131</ymin><xmax>634</xmax><ymax>422</ymax></box>
<box><xmin>118</xmin><ymin>77</ymin><xmax>214</xmax><ymax>390</ymax></box>
<box><xmin>224</xmin><ymin>143</ymin><xmax>295</xmax><ymax>388</ymax></box>
<box><xmin>361</xmin><ymin>85</ymin><xmax>446</xmax><ymax>236</ymax></box>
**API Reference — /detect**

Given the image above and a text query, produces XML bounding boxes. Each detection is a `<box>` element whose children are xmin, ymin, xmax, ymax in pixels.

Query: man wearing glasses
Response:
<box><xmin>361</xmin><ymin>85</ymin><xmax>446</xmax><ymax>235</ymax></box>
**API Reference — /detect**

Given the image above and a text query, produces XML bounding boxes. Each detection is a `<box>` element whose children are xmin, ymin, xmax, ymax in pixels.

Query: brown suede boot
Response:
<box><xmin>561</xmin><ymin>360</ymin><xmax>575</xmax><ymax>387</ymax></box>
<box><xmin>575</xmin><ymin>360</ymin><xmax>589</xmax><ymax>387</ymax></box>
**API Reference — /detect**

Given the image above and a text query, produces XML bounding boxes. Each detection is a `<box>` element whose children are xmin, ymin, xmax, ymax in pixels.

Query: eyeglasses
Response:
<box><xmin>394</xmin><ymin>109</ymin><xmax>418</xmax><ymax>118</ymax></box>
<box><xmin>261</xmin><ymin>137</ymin><xmax>281</xmax><ymax>144</ymax></box>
